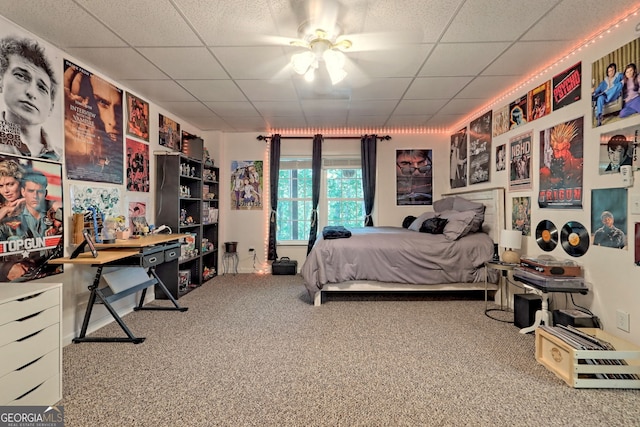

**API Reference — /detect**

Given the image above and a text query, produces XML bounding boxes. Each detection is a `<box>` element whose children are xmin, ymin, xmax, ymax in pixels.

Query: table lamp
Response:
<box><xmin>500</xmin><ymin>229</ymin><xmax>522</xmax><ymax>264</ymax></box>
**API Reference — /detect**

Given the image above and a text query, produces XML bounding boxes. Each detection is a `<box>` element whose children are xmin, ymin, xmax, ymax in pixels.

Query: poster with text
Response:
<box><xmin>469</xmin><ymin>111</ymin><xmax>492</xmax><ymax>185</ymax></box>
<box><xmin>64</xmin><ymin>60</ymin><xmax>123</xmax><ymax>184</ymax></box>
<box><xmin>0</xmin><ymin>18</ymin><xmax>63</xmax><ymax>161</ymax></box>
<box><xmin>592</xmin><ymin>38</ymin><xmax>640</xmax><ymax>128</ymax></box>
<box><xmin>598</xmin><ymin>123</ymin><xmax>639</xmax><ymax>175</ymax></box>
<box><xmin>539</xmin><ymin>117</ymin><xmax>584</xmax><ymax>208</ymax></box>
<box><xmin>591</xmin><ymin>188</ymin><xmax>627</xmax><ymax>250</ymax></box>
<box><xmin>231</xmin><ymin>160</ymin><xmax>263</xmax><ymax>210</ymax></box>
<box><xmin>552</xmin><ymin>62</ymin><xmax>581</xmax><ymax>111</ymax></box>
<box><xmin>508</xmin><ymin>131</ymin><xmax>532</xmax><ymax>191</ymax></box>
<box><xmin>396</xmin><ymin>149</ymin><xmax>433</xmax><ymax>205</ymax></box>
<box><xmin>450</xmin><ymin>127</ymin><xmax>467</xmax><ymax>189</ymax></box>
<box><xmin>0</xmin><ymin>154</ymin><xmax>63</xmax><ymax>282</ymax></box>
<box><xmin>528</xmin><ymin>81</ymin><xmax>551</xmax><ymax>121</ymax></box>
<box><xmin>126</xmin><ymin>138</ymin><xmax>149</xmax><ymax>192</ymax></box>
<box><xmin>159</xmin><ymin>114</ymin><xmax>180</xmax><ymax>151</ymax></box>
<box><xmin>509</xmin><ymin>95</ymin><xmax>528</xmax><ymax>131</ymax></box>
<box><xmin>126</xmin><ymin>93</ymin><xmax>149</xmax><ymax>141</ymax></box>
<box><xmin>128</xmin><ymin>200</ymin><xmax>147</xmax><ymax>232</ymax></box>
<box><xmin>512</xmin><ymin>196</ymin><xmax>531</xmax><ymax>236</ymax></box>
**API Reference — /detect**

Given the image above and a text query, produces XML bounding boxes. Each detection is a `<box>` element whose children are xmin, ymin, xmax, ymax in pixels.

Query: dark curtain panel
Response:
<box><xmin>267</xmin><ymin>134</ymin><xmax>281</xmax><ymax>261</ymax></box>
<box><xmin>361</xmin><ymin>134</ymin><xmax>377</xmax><ymax>226</ymax></box>
<box><xmin>306</xmin><ymin>134</ymin><xmax>323</xmax><ymax>255</ymax></box>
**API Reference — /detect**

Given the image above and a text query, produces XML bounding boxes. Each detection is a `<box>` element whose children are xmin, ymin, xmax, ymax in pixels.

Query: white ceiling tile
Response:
<box><xmin>301</xmin><ymin>99</ymin><xmax>350</xmax><ymax>115</ymax></box>
<box><xmin>425</xmin><ymin>114</ymin><xmax>465</xmax><ymax>128</ymax></box>
<box><xmin>236</xmin><ymin>80</ymin><xmax>299</xmax><ymax>101</ymax></box>
<box><xmin>155</xmin><ymin>101</ymin><xmax>214</xmax><ymax>117</ymax></box>
<box><xmin>119</xmin><ymin>80</ymin><xmax>196</xmax><ymax>103</ymax></box>
<box><xmin>223</xmin><ymin>117</ymin><xmax>270</xmax><ymax>132</ymax></box>
<box><xmin>204</xmin><ymin>102</ymin><xmax>260</xmax><ymax>117</ymax></box>
<box><xmin>394</xmin><ymin>99</ymin><xmax>449</xmax><ymax>116</ymax></box>
<box><xmin>212</xmin><ymin>46</ymin><xmax>291</xmax><ymax>80</ymax></box>
<box><xmin>385</xmin><ymin>115</ymin><xmax>431</xmax><ymax>127</ymax></box>
<box><xmin>178</xmin><ymin>80</ymin><xmax>247</xmax><ymax>102</ymax></box>
<box><xmin>138</xmin><ymin>47</ymin><xmax>228</xmax><ymax>79</ymax></box>
<box><xmin>351</xmin><ymin>44</ymin><xmax>433</xmax><ymax>78</ymax></box>
<box><xmin>438</xmin><ymin>98</ymin><xmax>487</xmax><ymax>115</ymax></box>
<box><xmin>419</xmin><ymin>42</ymin><xmax>510</xmax><ymax>77</ymax></box>
<box><xmin>456</xmin><ymin>75</ymin><xmax>522</xmax><ymax>99</ymax></box>
<box><xmin>348</xmin><ymin>115</ymin><xmax>394</xmax><ymax>127</ymax></box>
<box><xmin>266</xmin><ymin>116</ymin><xmax>309</xmax><ymax>129</ymax></box>
<box><xmin>405</xmin><ymin>77</ymin><xmax>475</xmax><ymax>99</ymax></box>
<box><xmin>253</xmin><ymin>101</ymin><xmax>304</xmax><ymax>117</ymax></box>
<box><xmin>349</xmin><ymin>78</ymin><xmax>412</xmax><ymax>100</ymax></box>
<box><xmin>64</xmin><ymin>48</ymin><xmax>166</xmax><ymax>80</ymax></box>
<box><xmin>305</xmin><ymin>115</ymin><xmax>348</xmax><ymax>128</ymax></box>
<box><xmin>75</xmin><ymin>0</ymin><xmax>202</xmax><ymax>46</ymax></box>
<box><xmin>484</xmin><ymin>41</ymin><xmax>571</xmax><ymax>77</ymax></box>
<box><xmin>348</xmin><ymin>100</ymin><xmax>398</xmax><ymax>116</ymax></box>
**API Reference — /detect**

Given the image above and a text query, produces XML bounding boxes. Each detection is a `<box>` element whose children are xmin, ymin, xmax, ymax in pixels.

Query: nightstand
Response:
<box><xmin>484</xmin><ymin>261</ymin><xmax>517</xmax><ymax>315</ymax></box>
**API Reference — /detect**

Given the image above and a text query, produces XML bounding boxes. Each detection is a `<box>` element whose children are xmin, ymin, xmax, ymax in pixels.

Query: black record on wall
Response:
<box><xmin>535</xmin><ymin>220</ymin><xmax>558</xmax><ymax>252</ymax></box>
<box><xmin>560</xmin><ymin>221</ymin><xmax>589</xmax><ymax>257</ymax></box>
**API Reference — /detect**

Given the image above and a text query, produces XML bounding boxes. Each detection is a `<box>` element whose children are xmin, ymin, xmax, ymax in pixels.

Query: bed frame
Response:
<box><xmin>313</xmin><ymin>187</ymin><xmax>506</xmax><ymax>306</ymax></box>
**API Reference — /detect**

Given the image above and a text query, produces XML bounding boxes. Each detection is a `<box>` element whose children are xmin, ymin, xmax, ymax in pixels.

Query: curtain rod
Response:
<box><xmin>256</xmin><ymin>135</ymin><xmax>391</xmax><ymax>141</ymax></box>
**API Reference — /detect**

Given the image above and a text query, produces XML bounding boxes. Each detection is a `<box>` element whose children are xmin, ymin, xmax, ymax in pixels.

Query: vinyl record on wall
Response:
<box><xmin>535</xmin><ymin>220</ymin><xmax>558</xmax><ymax>251</ymax></box>
<box><xmin>560</xmin><ymin>221</ymin><xmax>589</xmax><ymax>257</ymax></box>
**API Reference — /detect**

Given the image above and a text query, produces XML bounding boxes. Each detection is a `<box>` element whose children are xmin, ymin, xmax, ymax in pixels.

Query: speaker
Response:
<box><xmin>514</xmin><ymin>293</ymin><xmax>542</xmax><ymax>329</ymax></box>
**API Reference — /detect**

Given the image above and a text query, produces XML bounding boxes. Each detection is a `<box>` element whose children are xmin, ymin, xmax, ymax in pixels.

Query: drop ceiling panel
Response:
<box><xmin>236</xmin><ymin>80</ymin><xmax>299</xmax><ymax>102</ymax></box>
<box><xmin>266</xmin><ymin>116</ymin><xmax>309</xmax><ymax>129</ymax></box>
<box><xmin>438</xmin><ymin>98</ymin><xmax>487</xmax><ymax>115</ymax></box>
<box><xmin>483</xmin><ymin>40</ymin><xmax>572</xmax><ymax>77</ymax></box>
<box><xmin>75</xmin><ymin>0</ymin><xmax>203</xmax><ymax>46</ymax></box>
<box><xmin>301</xmin><ymin>99</ymin><xmax>350</xmax><ymax>115</ymax></box>
<box><xmin>155</xmin><ymin>101</ymin><xmax>215</xmax><ymax>117</ymax></box>
<box><xmin>64</xmin><ymin>48</ymin><xmax>166</xmax><ymax>80</ymax></box>
<box><xmin>405</xmin><ymin>77</ymin><xmax>475</xmax><ymax>100</ymax></box>
<box><xmin>119</xmin><ymin>80</ymin><xmax>196</xmax><ymax>103</ymax></box>
<box><xmin>456</xmin><ymin>75</ymin><xmax>522</xmax><ymax>100</ymax></box>
<box><xmin>253</xmin><ymin>101</ymin><xmax>305</xmax><ymax>117</ymax></box>
<box><xmin>349</xmin><ymin>78</ymin><xmax>412</xmax><ymax>100</ymax></box>
<box><xmin>178</xmin><ymin>80</ymin><xmax>247</xmax><ymax>102</ymax></box>
<box><xmin>385</xmin><ymin>115</ymin><xmax>431</xmax><ymax>127</ymax></box>
<box><xmin>212</xmin><ymin>46</ymin><xmax>291</xmax><ymax>79</ymax></box>
<box><xmin>137</xmin><ymin>47</ymin><xmax>228</xmax><ymax>80</ymax></box>
<box><xmin>394</xmin><ymin>99</ymin><xmax>449</xmax><ymax>116</ymax></box>
<box><xmin>347</xmin><ymin>115</ymin><xmax>396</xmax><ymax>127</ymax></box>
<box><xmin>204</xmin><ymin>102</ymin><xmax>261</xmax><ymax>117</ymax></box>
<box><xmin>351</xmin><ymin>44</ymin><xmax>434</xmax><ymax>78</ymax></box>
<box><xmin>419</xmin><ymin>42</ymin><xmax>511</xmax><ymax>77</ymax></box>
<box><xmin>348</xmin><ymin>100</ymin><xmax>398</xmax><ymax>116</ymax></box>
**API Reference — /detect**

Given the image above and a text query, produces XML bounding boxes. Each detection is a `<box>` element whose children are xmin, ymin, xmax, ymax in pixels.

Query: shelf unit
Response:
<box><xmin>155</xmin><ymin>150</ymin><xmax>217</xmax><ymax>299</ymax></box>
<box><xmin>202</xmin><ymin>163</ymin><xmax>219</xmax><ymax>281</ymax></box>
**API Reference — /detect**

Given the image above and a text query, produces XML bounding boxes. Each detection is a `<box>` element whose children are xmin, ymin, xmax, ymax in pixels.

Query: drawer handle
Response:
<box><xmin>148</xmin><ymin>256</ymin><xmax>157</xmax><ymax>263</ymax></box>
<box><xmin>167</xmin><ymin>250</ymin><xmax>176</xmax><ymax>257</ymax></box>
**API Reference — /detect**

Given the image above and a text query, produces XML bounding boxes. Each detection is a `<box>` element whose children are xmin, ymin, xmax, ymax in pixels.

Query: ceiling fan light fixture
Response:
<box><xmin>291</xmin><ymin>51</ymin><xmax>315</xmax><ymax>75</ymax></box>
<box><xmin>327</xmin><ymin>65</ymin><xmax>347</xmax><ymax>85</ymax></box>
<box><xmin>304</xmin><ymin>67</ymin><xmax>316</xmax><ymax>82</ymax></box>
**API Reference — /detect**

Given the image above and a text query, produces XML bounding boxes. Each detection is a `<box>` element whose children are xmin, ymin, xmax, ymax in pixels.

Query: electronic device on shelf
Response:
<box><xmin>513</xmin><ymin>267</ymin><xmax>587</xmax><ymax>293</ymax></box>
<box><xmin>519</xmin><ymin>255</ymin><xmax>583</xmax><ymax>277</ymax></box>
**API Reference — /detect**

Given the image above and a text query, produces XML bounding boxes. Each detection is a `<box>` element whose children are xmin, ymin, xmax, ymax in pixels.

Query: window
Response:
<box><xmin>277</xmin><ymin>157</ymin><xmax>364</xmax><ymax>242</ymax></box>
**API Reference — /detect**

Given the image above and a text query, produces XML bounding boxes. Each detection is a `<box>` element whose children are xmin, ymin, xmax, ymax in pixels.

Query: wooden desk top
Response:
<box><xmin>48</xmin><ymin>249</ymin><xmax>140</xmax><ymax>265</ymax></box>
<box><xmin>49</xmin><ymin>233</ymin><xmax>187</xmax><ymax>265</ymax></box>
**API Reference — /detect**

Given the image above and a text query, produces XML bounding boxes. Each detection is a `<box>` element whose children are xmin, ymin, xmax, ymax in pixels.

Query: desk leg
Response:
<box><xmin>73</xmin><ymin>266</ymin><xmax>145</xmax><ymax>344</ymax></box>
<box><xmin>519</xmin><ymin>292</ymin><xmax>551</xmax><ymax>334</ymax></box>
<box><xmin>135</xmin><ymin>268</ymin><xmax>188</xmax><ymax>312</ymax></box>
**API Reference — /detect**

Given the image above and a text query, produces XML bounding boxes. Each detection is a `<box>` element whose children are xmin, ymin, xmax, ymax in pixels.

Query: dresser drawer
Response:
<box><xmin>0</xmin><ymin>288</ymin><xmax>59</xmax><ymax>326</ymax></box>
<box><xmin>0</xmin><ymin>349</ymin><xmax>59</xmax><ymax>404</ymax></box>
<box><xmin>6</xmin><ymin>373</ymin><xmax>61</xmax><ymax>406</ymax></box>
<box><xmin>163</xmin><ymin>246</ymin><xmax>180</xmax><ymax>262</ymax></box>
<box><xmin>0</xmin><ymin>323</ymin><xmax>59</xmax><ymax>378</ymax></box>
<box><xmin>0</xmin><ymin>305</ymin><xmax>59</xmax><ymax>348</ymax></box>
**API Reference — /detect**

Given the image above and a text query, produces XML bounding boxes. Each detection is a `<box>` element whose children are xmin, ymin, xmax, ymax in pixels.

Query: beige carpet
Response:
<box><xmin>61</xmin><ymin>274</ymin><xmax>640</xmax><ymax>426</ymax></box>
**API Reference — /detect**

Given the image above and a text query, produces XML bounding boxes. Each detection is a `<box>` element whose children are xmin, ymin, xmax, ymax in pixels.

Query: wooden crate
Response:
<box><xmin>535</xmin><ymin>327</ymin><xmax>640</xmax><ymax>388</ymax></box>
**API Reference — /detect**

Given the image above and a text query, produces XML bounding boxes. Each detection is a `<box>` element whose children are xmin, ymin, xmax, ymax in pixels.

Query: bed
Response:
<box><xmin>302</xmin><ymin>187</ymin><xmax>505</xmax><ymax>306</ymax></box>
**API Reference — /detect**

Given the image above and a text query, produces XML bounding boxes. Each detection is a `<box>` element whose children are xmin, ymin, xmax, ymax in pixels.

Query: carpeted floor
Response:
<box><xmin>61</xmin><ymin>274</ymin><xmax>640</xmax><ymax>426</ymax></box>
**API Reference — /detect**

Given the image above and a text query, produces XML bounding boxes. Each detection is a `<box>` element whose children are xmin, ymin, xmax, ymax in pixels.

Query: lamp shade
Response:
<box><xmin>500</xmin><ymin>229</ymin><xmax>522</xmax><ymax>250</ymax></box>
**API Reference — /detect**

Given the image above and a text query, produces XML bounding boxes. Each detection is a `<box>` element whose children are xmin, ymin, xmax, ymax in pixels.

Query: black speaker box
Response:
<box><xmin>514</xmin><ymin>293</ymin><xmax>542</xmax><ymax>329</ymax></box>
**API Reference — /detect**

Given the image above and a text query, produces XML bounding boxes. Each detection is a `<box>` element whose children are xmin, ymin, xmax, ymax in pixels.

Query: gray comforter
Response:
<box><xmin>301</xmin><ymin>226</ymin><xmax>498</xmax><ymax>294</ymax></box>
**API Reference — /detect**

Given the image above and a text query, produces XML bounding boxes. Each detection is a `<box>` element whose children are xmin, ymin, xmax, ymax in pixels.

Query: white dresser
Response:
<box><xmin>0</xmin><ymin>282</ymin><xmax>62</xmax><ymax>405</ymax></box>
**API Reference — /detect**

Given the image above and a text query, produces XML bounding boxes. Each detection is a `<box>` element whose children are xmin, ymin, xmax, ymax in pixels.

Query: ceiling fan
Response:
<box><xmin>289</xmin><ymin>27</ymin><xmax>353</xmax><ymax>85</ymax></box>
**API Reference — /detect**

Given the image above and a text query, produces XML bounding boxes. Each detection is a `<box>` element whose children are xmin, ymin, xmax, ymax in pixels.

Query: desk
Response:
<box><xmin>49</xmin><ymin>234</ymin><xmax>188</xmax><ymax>344</ymax></box>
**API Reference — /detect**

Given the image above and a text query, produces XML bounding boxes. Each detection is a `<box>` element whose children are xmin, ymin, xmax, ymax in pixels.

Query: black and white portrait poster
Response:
<box><xmin>598</xmin><ymin>123</ymin><xmax>639</xmax><ymax>175</ymax></box>
<box><xmin>64</xmin><ymin>60</ymin><xmax>123</xmax><ymax>184</ymax></box>
<box><xmin>509</xmin><ymin>131</ymin><xmax>532</xmax><ymax>192</ymax></box>
<box><xmin>0</xmin><ymin>154</ymin><xmax>63</xmax><ymax>282</ymax></box>
<box><xmin>469</xmin><ymin>111</ymin><xmax>492</xmax><ymax>185</ymax></box>
<box><xmin>496</xmin><ymin>144</ymin><xmax>506</xmax><ymax>171</ymax></box>
<box><xmin>539</xmin><ymin>117</ymin><xmax>584</xmax><ymax>209</ymax></box>
<box><xmin>591</xmin><ymin>188</ymin><xmax>627</xmax><ymax>250</ymax></box>
<box><xmin>0</xmin><ymin>17</ymin><xmax>63</xmax><ymax>161</ymax></box>
<box><xmin>552</xmin><ymin>62</ymin><xmax>581</xmax><ymax>111</ymax></box>
<box><xmin>450</xmin><ymin>127</ymin><xmax>467</xmax><ymax>189</ymax></box>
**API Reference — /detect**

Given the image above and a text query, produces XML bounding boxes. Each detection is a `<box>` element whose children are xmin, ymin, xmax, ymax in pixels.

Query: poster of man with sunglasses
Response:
<box><xmin>396</xmin><ymin>149</ymin><xmax>433</xmax><ymax>205</ymax></box>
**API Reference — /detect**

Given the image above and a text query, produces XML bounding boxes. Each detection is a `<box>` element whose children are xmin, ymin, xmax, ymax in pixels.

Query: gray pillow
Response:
<box><xmin>433</xmin><ymin>197</ymin><xmax>455</xmax><ymax>213</ymax></box>
<box><xmin>452</xmin><ymin>197</ymin><xmax>485</xmax><ymax>233</ymax></box>
<box><xmin>438</xmin><ymin>210</ymin><xmax>476</xmax><ymax>240</ymax></box>
<box><xmin>408</xmin><ymin>211</ymin><xmax>438</xmax><ymax>231</ymax></box>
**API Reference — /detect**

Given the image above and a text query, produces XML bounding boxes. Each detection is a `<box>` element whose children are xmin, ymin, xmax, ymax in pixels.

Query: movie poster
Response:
<box><xmin>128</xmin><ymin>200</ymin><xmax>147</xmax><ymax>232</ymax></box>
<box><xmin>509</xmin><ymin>95</ymin><xmax>528</xmax><ymax>130</ymax></box>
<box><xmin>539</xmin><ymin>117</ymin><xmax>584</xmax><ymax>209</ymax></box>
<box><xmin>528</xmin><ymin>81</ymin><xmax>551</xmax><ymax>121</ymax></box>
<box><xmin>0</xmin><ymin>154</ymin><xmax>63</xmax><ymax>282</ymax></box>
<box><xmin>492</xmin><ymin>105</ymin><xmax>509</xmax><ymax>137</ymax></box>
<box><xmin>512</xmin><ymin>196</ymin><xmax>531</xmax><ymax>236</ymax></box>
<box><xmin>396</xmin><ymin>149</ymin><xmax>433</xmax><ymax>205</ymax></box>
<box><xmin>591</xmin><ymin>188</ymin><xmax>627</xmax><ymax>250</ymax></box>
<box><xmin>552</xmin><ymin>62</ymin><xmax>581</xmax><ymax>111</ymax></box>
<box><xmin>64</xmin><ymin>60</ymin><xmax>123</xmax><ymax>184</ymax></box>
<box><xmin>125</xmin><ymin>93</ymin><xmax>149</xmax><ymax>141</ymax></box>
<box><xmin>159</xmin><ymin>114</ymin><xmax>180</xmax><ymax>151</ymax></box>
<box><xmin>509</xmin><ymin>131</ymin><xmax>532</xmax><ymax>191</ymax></box>
<box><xmin>0</xmin><ymin>20</ymin><xmax>63</xmax><ymax>161</ymax></box>
<box><xmin>469</xmin><ymin>111</ymin><xmax>492</xmax><ymax>185</ymax></box>
<box><xmin>450</xmin><ymin>127</ymin><xmax>467</xmax><ymax>189</ymax></box>
<box><xmin>126</xmin><ymin>138</ymin><xmax>149</xmax><ymax>192</ymax></box>
<box><xmin>598</xmin><ymin>123</ymin><xmax>639</xmax><ymax>175</ymax></box>
<box><xmin>592</xmin><ymin>38</ymin><xmax>640</xmax><ymax>128</ymax></box>
<box><xmin>496</xmin><ymin>144</ymin><xmax>506</xmax><ymax>171</ymax></box>
<box><xmin>231</xmin><ymin>160</ymin><xmax>263</xmax><ymax>210</ymax></box>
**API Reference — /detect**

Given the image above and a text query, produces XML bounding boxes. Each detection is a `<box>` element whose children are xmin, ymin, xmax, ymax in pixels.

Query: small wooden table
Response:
<box><xmin>484</xmin><ymin>261</ymin><xmax>517</xmax><ymax>321</ymax></box>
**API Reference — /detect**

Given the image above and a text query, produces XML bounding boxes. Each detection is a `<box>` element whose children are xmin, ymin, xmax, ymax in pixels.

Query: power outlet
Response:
<box><xmin>616</xmin><ymin>310</ymin><xmax>630</xmax><ymax>332</ymax></box>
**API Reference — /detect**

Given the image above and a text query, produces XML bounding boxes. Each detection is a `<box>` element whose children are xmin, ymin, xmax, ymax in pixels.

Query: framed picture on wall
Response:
<box><xmin>125</xmin><ymin>92</ymin><xmax>149</xmax><ymax>141</ymax></box>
